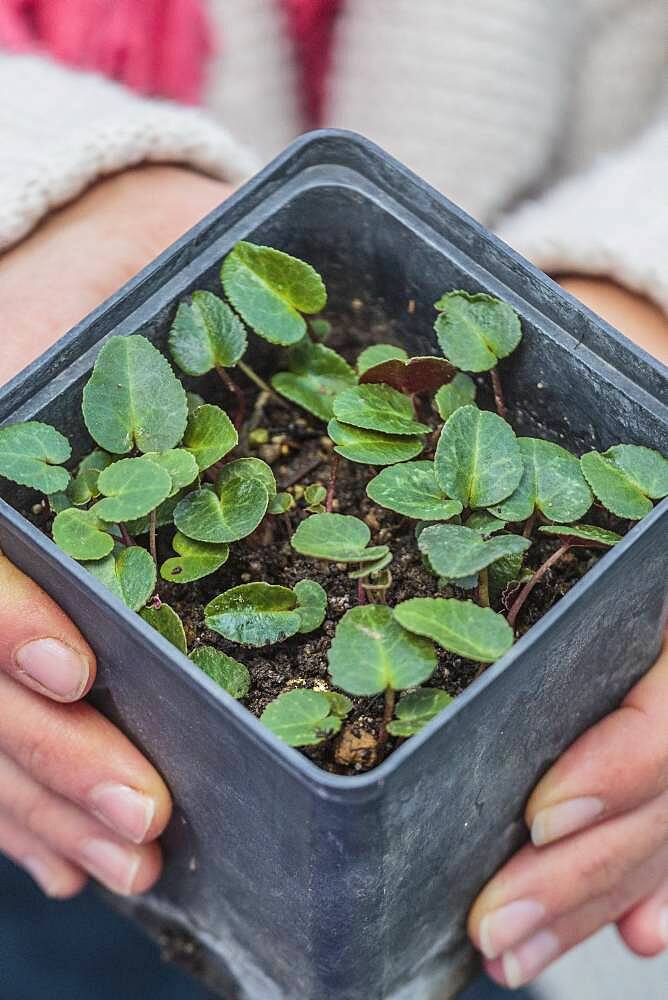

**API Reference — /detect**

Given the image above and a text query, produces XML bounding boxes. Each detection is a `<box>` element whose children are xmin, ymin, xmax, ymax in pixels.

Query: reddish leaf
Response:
<box><xmin>359</xmin><ymin>356</ymin><xmax>456</xmax><ymax>395</ymax></box>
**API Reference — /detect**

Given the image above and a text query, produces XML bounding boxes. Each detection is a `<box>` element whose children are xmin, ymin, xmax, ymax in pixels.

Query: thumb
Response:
<box><xmin>525</xmin><ymin>640</ymin><xmax>668</xmax><ymax>846</ymax></box>
<box><xmin>0</xmin><ymin>552</ymin><xmax>96</xmax><ymax>702</ymax></box>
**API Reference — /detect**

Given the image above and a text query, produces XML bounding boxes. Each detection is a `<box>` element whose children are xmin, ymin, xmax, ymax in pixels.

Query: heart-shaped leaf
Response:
<box><xmin>366</xmin><ymin>461</ymin><xmax>463</xmax><ymax>520</ymax></box>
<box><xmin>293</xmin><ymin>579</ymin><xmax>327</xmax><ymax>632</ymax></box>
<box><xmin>221</xmin><ymin>242</ymin><xmax>326</xmax><ymax>346</ymax></box>
<box><xmin>418</xmin><ymin>524</ymin><xmax>530</xmax><ymax>577</ymax></box>
<box><xmin>216</xmin><ymin>457</ymin><xmax>276</xmax><ymax>498</ymax></box>
<box><xmin>357</xmin><ymin>344</ymin><xmax>407</xmax><ymax>375</ymax></box>
<box><xmin>182</xmin><ymin>404</ymin><xmax>237</xmax><ymax>471</ymax></box>
<box><xmin>492</xmin><ymin>438</ymin><xmax>593</xmax><ymax>523</ymax></box>
<box><xmin>142</xmin><ymin>449</ymin><xmax>199</xmax><ymax>496</ymax></box>
<box><xmin>359</xmin><ymin>356</ymin><xmax>456</xmax><ymax>395</ymax></box>
<box><xmin>0</xmin><ymin>421</ymin><xmax>71</xmax><ymax>494</ymax></box>
<box><xmin>303</xmin><ymin>484</ymin><xmax>327</xmax><ymax>510</ymax></box>
<box><xmin>434</xmin><ymin>405</ymin><xmax>522</xmax><ymax>508</ymax></box>
<box><xmin>93</xmin><ymin>458</ymin><xmax>172</xmax><ymax>521</ymax></box>
<box><xmin>140</xmin><ymin>603</ymin><xmax>187</xmax><ymax>654</ymax></box>
<box><xmin>53</xmin><ymin>508</ymin><xmax>114</xmax><ymax>560</ymax></box>
<box><xmin>174</xmin><ymin>477</ymin><xmax>268</xmax><ymax>544</ymax></box>
<box><xmin>205</xmin><ymin>582</ymin><xmax>302</xmax><ymax>646</ymax></box>
<box><xmin>83</xmin><ymin>546</ymin><xmax>156</xmax><ymax>610</ymax></box>
<box><xmin>465</xmin><ymin>510</ymin><xmax>507</xmax><ymax>535</ymax></box>
<box><xmin>328</xmin><ymin>605</ymin><xmax>437</xmax><ymax>695</ymax></box>
<box><xmin>580</xmin><ymin>445</ymin><xmax>668</xmax><ymax>519</ymax></box>
<box><xmin>271</xmin><ymin>339</ymin><xmax>357</xmax><ymax>421</ymax></box>
<box><xmin>327</xmin><ymin>419</ymin><xmax>424</xmax><ymax>465</ymax></box>
<box><xmin>434</xmin><ymin>291</ymin><xmax>522</xmax><ymax>372</ymax></box>
<box><xmin>169</xmin><ymin>290</ymin><xmax>247</xmax><ymax>375</ymax></box>
<box><xmin>260</xmin><ymin>689</ymin><xmax>342</xmax><ymax>746</ymax></box>
<box><xmin>160</xmin><ymin>531</ymin><xmax>229</xmax><ymax>583</ymax></box>
<box><xmin>538</xmin><ymin>524</ymin><xmax>623</xmax><ymax>546</ymax></box>
<box><xmin>394</xmin><ymin>598</ymin><xmax>514</xmax><ymax>662</ymax></box>
<box><xmin>82</xmin><ymin>335</ymin><xmax>188</xmax><ymax>454</ymax></box>
<box><xmin>434</xmin><ymin>372</ymin><xmax>477</xmax><ymax>421</ymax></box>
<box><xmin>190</xmin><ymin>646</ymin><xmax>250</xmax><ymax>699</ymax></box>
<box><xmin>68</xmin><ymin>448</ymin><xmax>113</xmax><ymax>505</ymax></box>
<box><xmin>291</xmin><ymin>513</ymin><xmax>389</xmax><ymax>563</ymax></box>
<box><xmin>333</xmin><ymin>384</ymin><xmax>430</xmax><ymax>436</ymax></box>
<box><xmin>387</xmin><ymin>688</ymin><xmax>453</xmax><ymax>737</ymax></box>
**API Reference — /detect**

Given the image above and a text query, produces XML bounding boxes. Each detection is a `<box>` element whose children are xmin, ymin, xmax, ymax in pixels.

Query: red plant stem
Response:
<box><xmin>490</xmin><ymin>367</ymin><xmax>506</xmax><ymax>420</ymax></box>
<box><xmin>378</xmin><ymin>688</ymin><xmax>396</xmax><ymax>748</ymax></box>
<box><xmin>507</xmin><ymin>544</ymin><xmax>571</xmax><ymax>630</ymax></box>
<box><xmin>119</xmin><ymin>524</ymin><xmax>135</xmax><ymax>547</ymax></box>
<box><xmin>357</xmin><ymin>577</ymin><xmax>367</xmax><ymax>605</ymax></box>
<box><xmin>325</xmin><ymin>453</ymin><xmax>340</xmax><ymax>512</ymax></box>
<box><xmin>149</xmin><ymin>510</ymin><xmax>157</xmax><ymax>564</ymax></box>
<box><xmin>216</xmin><ymin>366</ymin><xmax>246</xmax><ymax>430</ymax></box>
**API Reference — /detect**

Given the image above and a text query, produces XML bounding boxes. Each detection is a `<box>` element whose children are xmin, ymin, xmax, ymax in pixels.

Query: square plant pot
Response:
<box><xmin>0</xmin><ymin>130</ymin><xmax>666</xmax><ymax>1000</ymax></box>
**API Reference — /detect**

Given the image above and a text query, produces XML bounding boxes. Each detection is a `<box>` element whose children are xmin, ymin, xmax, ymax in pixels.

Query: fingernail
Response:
<box><xmin>659</xmin><ymin>906</ymin><xmax>668</xmax><ymax>947</ymax></box>
<box><xmin>89</xmin><ymin>784</ymin><xmax>155</xmax><ymax>844</ymax></box>
<box><xmin>14</xmin><ymin>638</ymin><xmax>90</xmax><ymax>700</ymax></box>
<box><xmin>502</xmin><ymin>929</ymin><xmax>560</xmax><ymax>987</ymax></box>
<box><xmin>79</xmin><ymin>839</ymin><xmax>140</xmax><ymax>895</ymax></box>
<box><xmin>22</xmin><ymin>855</ymin><xmax>62</xmax><ymax>897</ymax></box>
<box><xmin>479</xmin><ymin>900</ymin><xmax>546</xmax><ymax>960</ymax></box>
<box><xmin>531</xmin><ymin>797</ymin><xmax>604</xmax><ymax>846</ymax></box>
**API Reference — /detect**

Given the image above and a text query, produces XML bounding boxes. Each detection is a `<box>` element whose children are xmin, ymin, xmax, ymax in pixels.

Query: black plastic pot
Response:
<box><xmin>1</xmin><ymin>131</ymin><xmax>666</xmax><ymax>1000</ymax></box>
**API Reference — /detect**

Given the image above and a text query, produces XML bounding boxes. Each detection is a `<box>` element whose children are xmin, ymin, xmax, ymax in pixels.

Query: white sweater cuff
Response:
<box><xmin>0</xmin><ymin>54</ymin><xmax>261</xmax><ymax>252</ymax></box>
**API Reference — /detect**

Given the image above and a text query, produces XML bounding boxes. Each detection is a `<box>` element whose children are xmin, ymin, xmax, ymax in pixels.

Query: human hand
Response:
<box><xmin>468</xmin><ymin>642</ymin><xmax>668</xmax><ymax>987</ymax></box>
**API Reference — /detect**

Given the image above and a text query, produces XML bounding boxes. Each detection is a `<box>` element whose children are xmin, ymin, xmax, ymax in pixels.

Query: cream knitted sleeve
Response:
<box><xmin>0</xmin><ymin>54</ymin><xmax>260</xmax><ymax>253</ymax></box>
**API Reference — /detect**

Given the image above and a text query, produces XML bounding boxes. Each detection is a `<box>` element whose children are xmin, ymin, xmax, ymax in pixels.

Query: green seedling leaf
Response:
<box><xmin>357</xmin><ymin>344</ymin><xmax>407</xmax><ymax>375</ymax></box>
<box><xmin>333</xmin><ymin>384</ymin><xmax>429</xmax><ymax>436</ymax></box>
<box><xmin>327</xmin><ymin>419</ymin><xmax>424</xmax><ymax>465</ymax></box>
<box><xmin>580</xmin><ymin>445</ymin><xmax>668</xmax><ymax>519</ymax></box>
<box><xmin>434</xmin><ymin>372</ymin><xmax>477</xmax><ymax>421</ymax></box>
<box><xmin>205</xmin><ymin>582</ymin><xmax>302</xmax><ymax>646</ymax></box>
<box><xmin>0</xmin><ymin>421</ymin><xmax>71</xmax><ymax>494</ymax></box>
<box><xmin>488</xmin><ymin>551</ymin><xmax>526</xmax><ymax>604</ymax></box>
<box><xmin>269</xmin><ymin>492</ymin><xmax>295</xmax><ymax>514</ymax></box>
<box><xmin>465</xmin><ymin>510</ymin><xmax>507</xmax><ymax>535</ymax></box>
<box><xmin>52</xmin><ymin>508</ymin><xmax>115</xmax><ymax>560</ymax></box>
<box><xmin>82</xmin><ymin>335</ymin><xmax>188</xmax><ymax>454</ymax></box>
<box><xmin>359</xmin><ymin>356</ymin><xmax>455</xmax><ymax>395</ymax></box>
<box><xmin>260</xmin><ymin>689</ymin><xmax>341</xmax><ymax>746</ymax></box>
<box><xmin>304</xmin><ymin>484</ymin><xmax>327</xmax><ymax>509</ymax></box>
<box><xmin>182</xmin><ymin>404</ymin><xmax>237</xmax><ymax>471</ymax></box>
<box><xmin>48</xmin><ymin>491</ymin><xmax>73</xmax><ymax>514</ymax></box>
<box><xmin>291</xmin><ymin>513</ymin><xmax>389</xmax><ymax>563</ymax></box>
<box><xmin>125</xmin><ymin>493</ymin><xmax>182</xmax><ymax>536</ymax></box>
<box><xmin>538</xmin><ymin>523</ymin><xmax>623</xmax><ymax>546</ymax></box>
<box><xmin>492</xmin><ymin>438</ymin><xmax>592</xmax><ymax>523</ymax></box>
<box><xmin>328</xmin><ymin>605</ymin><xmax>437</xmax><ymax>695</ymax></box>
<box><xmin>418</xmin><ymin>524</ymin><xmax>530</xmax><ymax>577</ymax></box>
<box><xmin>221</xmin><ymin>241</ymin><xmax>326</xmax><ymax>346</ymax></box>
<box><xmin>434</xmin><ymin>405</ymin><xmax>522</xmax><ymax>508</ymax></box>
<box><xmin>84</xmin><ymin>546</ymin><xmax>156</xmax><ymax>611</ymax></box>
<box><xmin>186</xmin><ymin>391</ymin><xmax>206</xmax><ymax>415</ymax></box>
<box><xmin>366</xmin><ymin>461</ymin><xmax>463</xmax><ymax>520</ymax></box>
<box><xmin>217</xmin><ymin>457</ymin><xmax>276</xmax><ymax>498</ymax></box>
<box><xmin>324</xmin><ymin>691</ymin><xmax>353</xmax><ymax>718</ymax></box>
<box><xmin>92</xmin><ymin>458</ymin><xmax>172</xmax><ymax>522</ymax></box>
<box><xmin>174</xmin><ymin>477</ymin><xmax>269</xmax><ymax>544</ymax></box>
<box><xmin>142</xmin><ymin>449</ymin><xmax>199</xmax><ymax>497</ymax></box>
<box><xmin>160</xmin><ymin>531</ymin><xmax>229</xmax><ymax>583</ymax></box>
<box><xmin>309</xmin><ymin>318</ymin><xmax>331</xmax><ymax>340</ymax></box>
<box><xmin>140</xmin><ymin>603</ymin><xmax>187</xmax><ymax>654</ymax></box>
<box><xmin>190</xmin><ymin>646</ymin><xmax>250</xmax><ymax>699</ymax></box>
<box><xmin>387</xmin><ymin>688</ymin><xmax>453</xmax><ymax>737</ymax></box>
<box><xmin>169</xmin><ymin>290</ymin><xmax>247</xmax><ymax>375</ymax></box>
<box><xmin>271</xmin><ymin>339</ymin><xmax>356</xmax><ymax>421</ymax></box>
<box><xmin>293</xmin><ymin>579</ymin><xmax>327</xmax><ymax>633</ymax></box>
<box><xmin>68</xmin><ymin>448</ymin><xmax>113</xmax><ymax>505</ymax></box>
<box><xmin>434</xmin><ymin>291</ymin><xmax>522</xmax><ymax>372</ymax></box>
<box><xmin>347</xmin><ymin>550</ymin><xmax>393</xmax><ymax>579</ymax></box>
<box><xmin>394</xmin><ymin>597</ymin><xmax>514</xmax><ymax>662</ymax></box>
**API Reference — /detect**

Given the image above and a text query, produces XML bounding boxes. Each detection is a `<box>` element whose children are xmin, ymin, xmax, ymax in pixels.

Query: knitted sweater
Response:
<box><xmin>1</xmin><ymin>0</ymin><xmax>666</xmax><ymax>311</ymax></box>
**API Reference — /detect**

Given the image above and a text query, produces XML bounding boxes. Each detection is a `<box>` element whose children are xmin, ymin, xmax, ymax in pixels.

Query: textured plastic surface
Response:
<box><xmin>0</xmin><ymin>132</ymin><xmax>667</xmax><ymax>1000</ymax></box>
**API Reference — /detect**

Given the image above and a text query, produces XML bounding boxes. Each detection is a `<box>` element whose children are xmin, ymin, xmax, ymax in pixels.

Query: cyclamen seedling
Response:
<box><xmin>0</xmin><ymin>240</ymin><xmax>666</xmax><ymax>766</ymax></box>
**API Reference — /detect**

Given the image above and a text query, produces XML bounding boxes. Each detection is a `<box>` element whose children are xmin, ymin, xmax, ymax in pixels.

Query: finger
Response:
<box><xmin>0</xmin><ymin>553</ymin><xmax>96</xmax><ymax>702</ymax></box>
<box><xmin>617</xmin><ymin>876</ymin><xmax>668</xmax><ymax>958</ymax></box>
<box><xmin>526</xmin><ymin>643</ymin><xmax>668</xmax><ymax>846</ymax></box>
<box><xmin>469</xmin><ymin>789</ymin><xmax>668</xmax><ymax>961</ymax></box>
<box><xmin>0</xmin><ymin>673</ymin><xmax>171</xmax><ymax>844</ymax></box>
<box><xmin>0</xmin><ymin>808</ymin><xmax>87</xmax><ymax>899</ymax></box>
<box><xmin>0</xmin><ymin>752</ymin><xmax>162</xmax><ymax>896</ymax></box>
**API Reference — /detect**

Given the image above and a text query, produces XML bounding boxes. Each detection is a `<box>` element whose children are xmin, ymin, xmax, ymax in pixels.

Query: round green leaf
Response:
<box><xmin>465</xmin><ymin>511</ymin><xmax>507</xmax><ymax>535</ymax></box>
<box><xmin>293</xmin><ymin>579</ymin><xmax>327</xmax><ymax>633</ymax></box>
<box><xmin>140</xmin><ymin>603</ymin><xmax>187</xmax><ymax>654</ymax></box>
<box><xmin>269</xmin><ymin>492</ymin><xmax>295</xmax><ymax>514</ymax></box>
<box><xmin>68</xmin><ymin>448</ymin><xmax>113</xmax><ymax>505</ymax></box>
<box><xmin>324</xmin><ymin>692</ymin><xmax>353</xmax><ymax>718</ymax></box>
<box><xmin>160</xmin><ymin>531</ymin><xmax>229</xmax><ymax>584</ymax></box>
<box><xmin>83</xmin><ymin>546</ymin><xmax>157</xmax><ymax>610</ymax></box>
<box><xmin>434</xmin><ymin>291</ymin><xmax>522</xmax><ymax>372</ymax></box>
<box><xmin>328</xmin><ymin>605</ymin><xmax>437</xmax><ymax>695</ymax></box>
<box><xmin>492</xmin><ymin>438</ymin><xmax>593</xmax><ymax>523</ymax></box>
<box><xmin>333</xmin><ymin>384</ymin><xmax>430</xmax><ymax>436</ymax></box>
<box><xmin>216</xmin><ymin>457</ymin><xmax>276</xmax><ymax>497</ymax></box>
<box><xmin>169</xmin><ymin>290</ymin><xmax>247</xmax><ymax>375</ymax></box>
<box><xmin>260</xmin><ymin>689</ymin><xmax>342</xmax><ymax>746</ymax></box>
<box><xmin>82</xmin><ymin>335</ymin><xmax>188</xmax><ymax>454</ymax></box>
<box><xmin>327</xmin><ymin>419</ymin><xmax>424</xmax><ymax>465</ymax></box>
<box><xmin>434</xmin><ymin>405</ymin><xmax>522</xmax><ymax>508</ymax></box>
<box><xmin>418</xmin><ymin>524</ymin><xmax>530</xmax><ymax>577</ymax></box>
<box><xmin>538</xmin><ymin>524</ymin><xmax>623</xmax><ymax>546</ymax></box>
<box><xmin>93</xmin><ymin>458</ymin><xmax>172</xmax><ymax>521</ymax></box>
<box><xmin>304</xmin><ymin>484</ymin><xmax>327</xmax><ymax>507</ymax></box>
<box><xmin>394</xmin><ymin>598</ymin><xmax>514</xmax><ymax>663</ymax></box>
<box><xmin>580</xmin><ymin>445</ymin><xmax>668</xmax><ymax>519</ymax></box>
<box><xmin>221</xmin><ymin>241</ymin><xmax>326</xmax><ymax>346</ymax></box>
<box><xmin>174</xmin><ymin>477</ymin><xmax>269</xmax><ymax>544</ymax></box>
<box><xmin>205</xmin><ymin>583</ymin><xmax>302</xmax><ymax>646</ymax></box>
<box><xmin>271</xmin><ymin>340</ymin><xmax>357</xmax><ymax>421</ymax></box>
<box><xmin>366</xmin><ymin>461</ymin><xmax>463</xmax><ymax>520</ymax></box>
<box><xmin>359</xmin><ymin>356</ymin><xmax>456</xmax><ymax>395</ymax></box>
<box><xmin>53</xmin><ymin>508</ymin><xmax>114</xmax><ymax>561</ymax></box>
<box><xmin>142</xmin><ymin>450</ymin><xmax>199</xmax><ymax>496</ymax></box>
<box><xmin>190</xmin><ymin>645</ymin><xmax>250</xmax><ymax>699</ymax></box>
<box><xmin>434</xmin><ymin>372</ymin><xmax>477</xmax><ymax>421</ymax></box>
<box><xmin>182</xmin><ymin>404</ymin><xmax>237</xmax><ymax>472</ymax></box>
<box><xmin>387</xmin><ymin>688</ymin><xmax>453</xmax><ymax>737</ymax></box>
<box><xmin>291</xmin><ymin>513</ymin><xmax>389</xmax><ymax>563</ymax></box>
<box><xmin>0</xmin><ymin>421</ymin><xmax>71</xmax><ymax>494</ymax></box>
<box><xmin>357</xmin><ymin>344</ymin><xmax>407</xmax><ymax>375</ymax></box>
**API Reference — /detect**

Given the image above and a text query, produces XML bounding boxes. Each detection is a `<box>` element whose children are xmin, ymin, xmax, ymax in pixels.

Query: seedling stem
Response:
<box><xmin>507</xmin><ymin>543</ymin><xmax>570</xmax><ymax>629</ymax></box>
<box><xmin>490</xmin><ymin>367</ymin><xmax>506</xmax><ymax>419</ymax></box>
